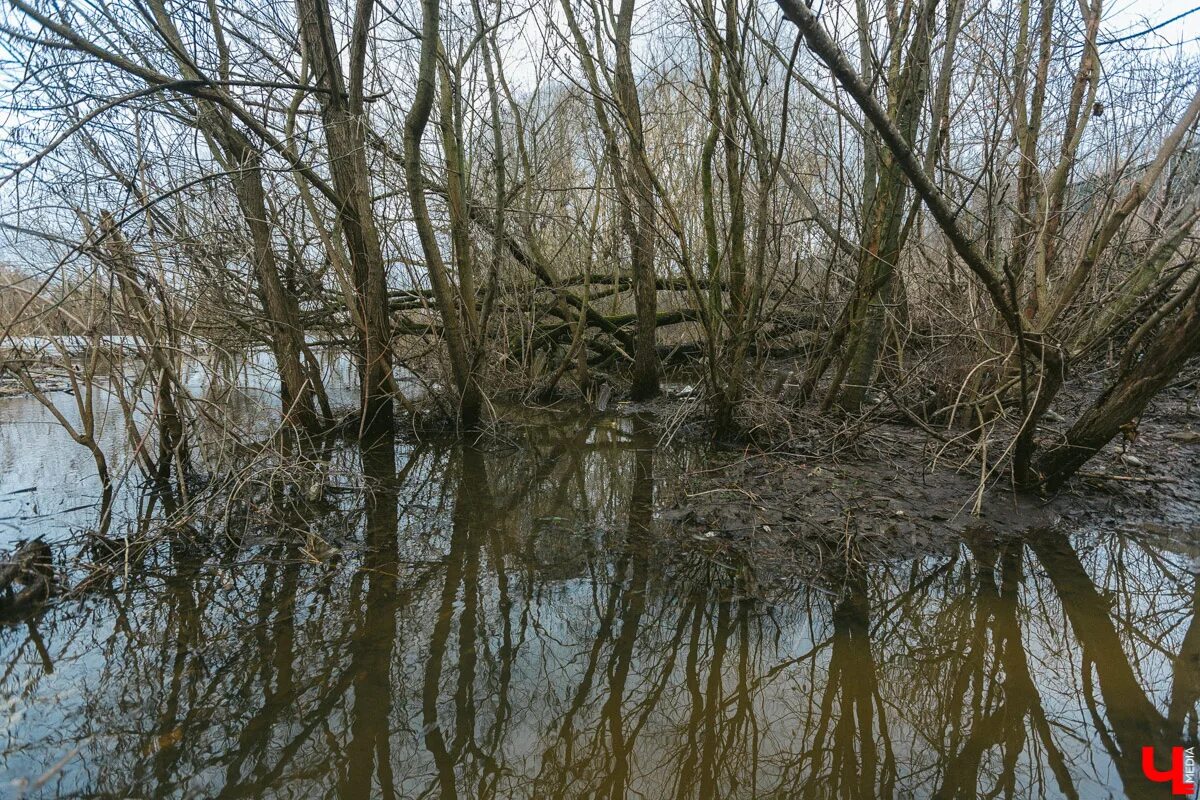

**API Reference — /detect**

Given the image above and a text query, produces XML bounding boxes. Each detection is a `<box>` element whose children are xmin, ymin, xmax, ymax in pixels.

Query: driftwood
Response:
<box><xmin>0</xmin><ymin>539</ymin><xmax>55</xmax><ymax>615</ymax></box>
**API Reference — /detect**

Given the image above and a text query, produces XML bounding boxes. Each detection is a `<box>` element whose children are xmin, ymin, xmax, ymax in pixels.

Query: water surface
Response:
<box><xmin>0</xmin><ymin>408</ymin><xmax>1196</xmax><ymax>798</ymax></box>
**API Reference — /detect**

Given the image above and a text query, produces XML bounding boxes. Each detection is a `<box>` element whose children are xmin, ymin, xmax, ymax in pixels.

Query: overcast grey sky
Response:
<box><xmin>0</xmin><ymin>0</ymin><xmax>1197</xmax><ymax>276</ymax></box>
<box><xmin>1104</xmin><ymin>0</ymin><xmax>1200</xmax><ymax>50</ymax></box>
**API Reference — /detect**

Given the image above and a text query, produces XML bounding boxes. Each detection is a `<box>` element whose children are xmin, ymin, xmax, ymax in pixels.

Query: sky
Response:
<box><xmin>0</xmin><ymin>0</ymin><xmax>1197</xmax><ymax>276</ymax></box>
<box><xmin>1102</xmin><ymin>0</ymin><xmax>1200</xmax><ymax>51</ymax></box>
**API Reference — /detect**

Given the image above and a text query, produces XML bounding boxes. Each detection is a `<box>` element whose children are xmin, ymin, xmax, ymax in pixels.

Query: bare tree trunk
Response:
<box><xmin>560</xmin><ymin>0</ymin><xmax>660</xmax><ymax>399</ymax></box>
<box><xmin>828</xmin><ymin>0</ymin><xmax>937</xmax><ymax>413</ymax></box>
<box><xmin>436</xmin><ymin>48</ymin><xmax>488</xmax><ymax>426</ymax></box>
<box><xmin>698</xmin><ymin>0</ymin><xmax>728</xmax><ymax>424</ymax></box>
<box><xmin>403</xmin><ymin>0</ymin><xmax>484</xmax><ymax>428</ymax></box>
<box><xmin>295</xmin><ymin>0</ymin><xmax>394</xmax><ymax>433</ymax></box>
<box><xmin>113</xmin><ymin>0</ymin><xmax>324</xmax><ymax>432</ymax></box>
<box><xmin>615</xmin><ymin>0</ymin><xmax>661</xmax><ymax>400</ymax></box>
<box><xmin>99</xmin><ymin>212</ymin><xmax>189</xmax><ymax>485</ymax></box>
<box><xmin>226</xmin><ymin>144</ymin><xmax>324</xmax><ymax>431</ymax></box>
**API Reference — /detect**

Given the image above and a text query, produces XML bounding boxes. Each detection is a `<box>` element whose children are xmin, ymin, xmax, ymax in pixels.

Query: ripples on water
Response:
<box><xmin>0</xmin><ymin>397</ymin><xmax>1197</xmax><ymax>798</ymax></box>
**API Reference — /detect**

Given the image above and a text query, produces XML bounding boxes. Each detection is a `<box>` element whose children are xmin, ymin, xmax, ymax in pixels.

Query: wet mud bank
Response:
<box><xmin>659</xmin><ymin>380</ymin><xmax>1200</xmax><ymax>581</ymax></box>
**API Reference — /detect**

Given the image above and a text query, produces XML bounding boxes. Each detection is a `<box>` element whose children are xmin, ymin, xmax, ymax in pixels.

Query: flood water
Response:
<box><xmin>0</xmin><ymin>396</ymin><xmax>1198</xmax><ymax>798</ymax></box>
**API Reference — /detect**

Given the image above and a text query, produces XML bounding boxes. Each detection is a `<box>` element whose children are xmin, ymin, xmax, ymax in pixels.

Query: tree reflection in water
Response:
<box><xmin>0</xmin><ymin>417</ymin><xmax>1196</xmax><ymax>798</ymax></box>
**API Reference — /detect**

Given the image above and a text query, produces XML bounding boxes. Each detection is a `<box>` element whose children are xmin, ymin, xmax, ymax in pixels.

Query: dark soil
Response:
<box><xmin>655</xmin><ymin>380</ymin><xmax>1200</xmax><ymax>591</ymax></box>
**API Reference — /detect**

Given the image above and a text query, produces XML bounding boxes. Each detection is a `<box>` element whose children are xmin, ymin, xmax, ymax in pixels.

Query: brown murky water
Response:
<box><xmin>0</xmin><ymin>409</ymin><xmax>1197</xmax><ymax>798</ymax></box>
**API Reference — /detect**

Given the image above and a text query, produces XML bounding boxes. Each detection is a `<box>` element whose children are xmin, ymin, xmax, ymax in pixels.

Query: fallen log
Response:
<box><xmin>0</xmin><ymin>539</ymin><xmax>54</xmax><ymax>614</ymax></box>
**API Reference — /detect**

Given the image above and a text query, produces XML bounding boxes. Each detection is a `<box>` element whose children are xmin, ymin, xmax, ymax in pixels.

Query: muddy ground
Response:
<box><xmin>646</xmin><ymin>376</ymin><xmax>1200</xmax><ymax>593</ymax></box>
